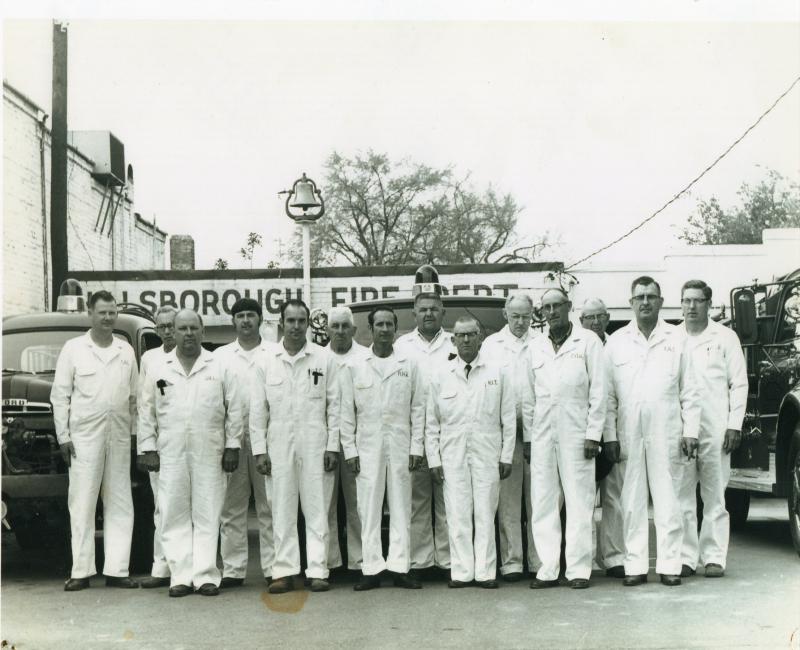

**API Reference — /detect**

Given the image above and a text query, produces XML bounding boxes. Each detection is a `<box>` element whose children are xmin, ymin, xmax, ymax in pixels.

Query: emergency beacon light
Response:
<box><xmin>412</xmin><ymin>265</ymin><xmax>444</xmax><ymax>297</ymax></box>
<box><xmin>56</xmin><ymin>279</ymin><xmax>86</xmax><ymax>313</ymax></box>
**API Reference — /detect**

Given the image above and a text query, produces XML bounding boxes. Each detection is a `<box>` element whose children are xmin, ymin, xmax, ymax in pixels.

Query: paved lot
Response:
<box><xmin>2</xmin><ymin>497</ymin><xmax>799</xmax><ymax>650</ymax></box>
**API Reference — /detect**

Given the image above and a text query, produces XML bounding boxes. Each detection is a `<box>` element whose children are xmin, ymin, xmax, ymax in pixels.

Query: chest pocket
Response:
<box><xmin>74</xmin><ymin>365</ymin><xmax>101</xmax><ymax>398</ymax></box>
<box><xmin>265</xmin><ymin>374</ymin><xmax>285</xmax><ymax>403</ymax></box>
<box><xmin>307</xmin><ymin>369</ymin><xmax>326</xmax><ymax>399</ymax></box>
<box><xmin>353</xmin><ymin>374</ymin><xmax>374</xmax><ymax>411</ymax></box>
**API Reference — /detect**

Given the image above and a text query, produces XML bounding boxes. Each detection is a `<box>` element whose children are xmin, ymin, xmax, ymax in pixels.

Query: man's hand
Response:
<box><xmin>499</xmin><ymin>462</ymin><xmax>512</xmax><ymax>480</ymax></box>
<box><xmin>59</xmin><ymin>442</ymin><xmax>76</xmax><ymax>468</ymax></box>
<box><xmin>523</xmin><ymin>442</ymin><xmax>531</xmax><ymax>464</ymax></box>
<box><xmin>346</xmin><ymin>456</ymin><xmax>360</xmax><ymax>475</ymax></box>
<box><xmin>140</xmin><ymin>450</ymin><xmax>160</xmax><ymax>473</ymax></box>
<box><xmin>431</xmin><ymin>466</ymin><xmax>445</xmax><ymax>484</ymax></box>
<box><xmin>324</xmin><ymin>451</ymin><xmax>339</xmax><ymax>472</ymax></box>
<box><xmin>255</xmin><ymin>452</ymin><xmax>271</xmax><ymax>476</ymax></box>
<box><xmin>584</xmin><ymin>439</ymin><xmax>601</xmax><ymax>460</ymax></box>
<box><xmin>603</xmin><ymin>441</ymin><xmax>621</xmax><ymax>464</ymax></box>
<box><xmin>136</xmin><ymin>454</ymin><xmax>148</xmax><ymax>473</ymax></box>
<box><xmin>408</xmin><ymin>455</ymin><xmax>423</xmax><ymax>472</ymax></box>
<box><xmin>222</xmin><ymin>448</ymin><xmax>239</xmax><ymax>473</ymax></box>
<box><xmin>681</xmin><ymin>436</ymin><xmax>699</xmax><ymax>460</ymax></box>
<box><xmin>723</xmin><ymin>429</ymin><xmax>741</xmax><ymax>454</ymax></box>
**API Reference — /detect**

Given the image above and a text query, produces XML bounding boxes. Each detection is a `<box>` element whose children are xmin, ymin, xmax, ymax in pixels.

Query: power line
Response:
<box><xmin>565</xmin><ymin>74</ymin><xmax>800</xmax><ymax>270</ymax></box>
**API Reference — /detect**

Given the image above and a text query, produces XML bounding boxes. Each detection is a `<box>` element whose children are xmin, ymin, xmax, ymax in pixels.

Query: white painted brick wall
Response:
<box><xmin>3</xmin><ymin>83</ymin><xmax>167</xmax><ymax>315</ymax></box>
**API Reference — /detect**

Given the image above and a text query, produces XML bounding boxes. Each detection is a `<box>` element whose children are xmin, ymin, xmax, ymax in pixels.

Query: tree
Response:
<box><xmin>289</xmin><ymin>151</ymin><xmax>546</xmax><ymax>267</ymax></box>
<box><xmin>680</xmin><ymin>169</ymin><xmax>800</xmax><ymax>245</ymax></box>
<box><xmin>213</xmin><ymin>258</ymin><xmax>229</xmax><ymax>270</ymax></box>
<box><xmin>239</xmin><ymin>232</ymin><xmax>263</xmax><ymax>269</ymax></box>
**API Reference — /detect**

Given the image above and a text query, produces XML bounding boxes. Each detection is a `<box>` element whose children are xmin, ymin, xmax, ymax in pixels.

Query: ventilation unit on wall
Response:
<box><xmin>68</xmin><ymin>130</ymin><xmax>126</xmax><ymax>187</ymax></box>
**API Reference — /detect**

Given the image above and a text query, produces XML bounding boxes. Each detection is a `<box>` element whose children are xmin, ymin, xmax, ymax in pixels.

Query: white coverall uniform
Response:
<box><xmin>528</xmin><ymin>326</ymin><xmax>606</xmax><ymax>581</ymax></box>
<box><xmin>249</xmin><ymin>343</ymin><xmax>345</xmax><ymax>580</ymax></box>
<box><xmin>426</xmin><ymin>353</ymin><xmax>516</xmax><ymax>582</ymax></box>
<box><xmin>51</xmin><ymin>332</ymin><xmax>138</xmax><ymax>579</ymax></box>
<box><xmin>395</xmin><ymin>328</ymin><xmax>453</xmax><ymax>570</ymax></box>
<box><xmin>138</xmin><ymin>345</ymin><xmax>170</xmax><ymax>579</ymax></box>
<box><xmin>605</xmin><ymin>320</ymin><xmax>701</xmax><ymax>576</ymax></box>
<box><xmin>215</xmin><ymin>340</ymin><xmax>275</xmax><ymax>581</ymax></box>
<box><xmin>340</xmin><ymin>349</ymin><xmax>426</xmax><ymax>575</ymax></box>
<box><xmin>138</xmin><ymin>349</ymin><xmax>243</xmax><ymax>589</ymax></box>
<box><xmin>482</xmin><ymin>325</ymin><xmax>539</xmax><ymax>575</ymax></box>
<box><xmin>325</xmin><ymin>341</ymin><xmax>368</xmax><ymax>571</ymax></box>
<box><xmin>678</xmin><ymin>320</ymin><xmax>747</xmax><ymax>570</ymax></box>
<box><xmin>594</xmin><ymin>333</ymin><xmax>627</xmax><ymax>571</ymax></box>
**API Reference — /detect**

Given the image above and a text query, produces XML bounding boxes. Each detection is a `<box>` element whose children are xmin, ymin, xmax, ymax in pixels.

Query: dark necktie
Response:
<box><xmin>465</xmin><ymin>363</ymin><xmax>472</xmax><ymax>378</ymax></box>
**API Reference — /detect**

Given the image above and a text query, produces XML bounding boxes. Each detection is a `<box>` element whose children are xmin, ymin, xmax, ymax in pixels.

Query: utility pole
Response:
<box><xmin>50</xmin><ymin>20</ymin><xmax>69</xmax><ymax>309</ymax></box>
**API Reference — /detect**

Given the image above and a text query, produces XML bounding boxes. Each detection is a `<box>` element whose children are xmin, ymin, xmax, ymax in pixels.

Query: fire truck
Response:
<box><xmin>1</xmin><ymin>282</ymin><xmax>161</xmax><ymax>569</ymax></box>
<box><xmin>727</xmin><ymin>269</ymin><xmax>800</xmax><ymax>556</ymax></box>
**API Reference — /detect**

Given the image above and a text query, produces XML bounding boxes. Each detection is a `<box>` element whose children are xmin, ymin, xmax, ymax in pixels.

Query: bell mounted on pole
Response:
<box><xmin>412</xmin><ymin>264</ymin><xmax>444</xmax><ymax>297</ymax></box>
<box><xmin>284</xmin><ymin>173</ymin><xmax>325</xmax><ymax>223</ymax></box>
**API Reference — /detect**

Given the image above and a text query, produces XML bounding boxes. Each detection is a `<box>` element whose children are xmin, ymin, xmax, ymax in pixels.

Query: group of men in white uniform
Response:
<box><xmin>51</xmin><ymin>272</ymin><xmax>747</xmax><ymax>595</ymax></box>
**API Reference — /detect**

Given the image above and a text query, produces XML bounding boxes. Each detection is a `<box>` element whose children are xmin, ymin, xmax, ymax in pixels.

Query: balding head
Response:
<box><xmin>174</xmin><ymin>309</ymin><xmax>204</xmax><ymax>358</ymax></box>
<box><xmin>579</xmin><ymin>297</ymin><xmax>609</xmax><ymax>339</ymax></box>
<box><xmin>327</xmin><ymin>306</ymin><xmax>356</xmax><ymax>354</ymax></box>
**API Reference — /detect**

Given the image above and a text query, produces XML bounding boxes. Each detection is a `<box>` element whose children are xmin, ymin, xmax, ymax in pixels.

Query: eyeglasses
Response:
<box><xmin>681</xmin><ymin>298</ymin><xmax>709</xmax><ymax>306</ymax></box>
<box><xmin>156</xmin><ymin>323</ymin><xmax>175</xmax><ymax>331</ymax></box>
<box><xmin>541</xmin><ymin>302</ymin><xmax>568</xmax><ymax>313</ymax></box>
<box><xmin>631</xmin><ymin>294</ymin><xmax>661</xmax><ymax>302</ymax></box>
<box><xmin>580</xmin><ymin>313</ymin><xmax>608</xmax><ymax>322</ymax></box>
<box><xmin>453</xmin><ymin>331</ymin><xmax>480</xmax><ymax>339</ymax></box>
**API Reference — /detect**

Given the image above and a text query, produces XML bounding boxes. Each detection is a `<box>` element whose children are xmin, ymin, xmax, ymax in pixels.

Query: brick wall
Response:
<box><xmin>2</xmin><ymin>82</ymin><xmax>167</xmax><ymax>315</ymax></box>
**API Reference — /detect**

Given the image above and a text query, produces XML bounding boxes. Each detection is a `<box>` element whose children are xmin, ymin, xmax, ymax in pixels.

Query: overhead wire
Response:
<box><xmin>565</xmin><ymin>74</ymin><xmax>800</xmax><ymax>271</ymax></box>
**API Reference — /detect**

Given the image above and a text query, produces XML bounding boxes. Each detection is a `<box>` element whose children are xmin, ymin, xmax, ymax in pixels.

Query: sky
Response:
<box><xmin>3</xmin><ymin>2</ymin><xmax>800</xmax><ymax>271</ymax></box>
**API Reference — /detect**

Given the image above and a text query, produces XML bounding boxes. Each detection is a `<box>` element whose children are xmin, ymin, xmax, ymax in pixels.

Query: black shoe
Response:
<box><xmin>268</xmin><ymin>577</ymin><xmax>293</xmax><ymax>594</ymax></box>
<box><xmin>220</xmin><ymin>577</ymin><xmax>244</xmax><ymax>588</ymax></box>
<box><xmin>64</xmin><ymin>578</ymin><xmax>90</xmax><ymax>592</ymax></box>
<box><xmin>502</xmin><ymin>572</ymin><xmax>523</xmax><ymax>583</ymax></box>
<box><xmin>353</xmin><ymin>575</ymin><xmax>381</xmax><ymax>591</ymax></box>
<box><xmin>140</xmin><ymin>576</ymin><xmax>170</xmax><ymax>589</ymax></box>
<box><xmin>197</xmin><ymin>583</ymin><xmax>220</xmax><ymax>596</ymax></box>
<box><xmin>568</xmin><ymin>578</ymin><xmax>590</xmax><ymax>589</ymax></box>
<box><xmin>308</xmin><ymin>578</ymin><xmax>330</xmax><ymax>592</ymax></box>
<box><xmin>168</xmin><ymin>584</ymin><xmax>192</xmax><ymax>598</ymax></box>
<box><xmin>264</xmin><ymin>576</ymin><xmax>273</xmax><ymax>587</ymax></box>
<box><xmin>660</xmin><ymin>574</ymin><xmax>681</xmax><ymax>586</ymax></box>
<box><xmin>604</xmin><ymin>565</ymin><xmax>625</xmax><ymax>579</ymax></box>
<box><xmin>476</xmin><ymin>579</ymin><xmax>498</xmax><ymax>589</ymax></box>
<box><xmin>105</xmin><ymin>576</ymin><xmax>139</xmax><ymax>589</ymax></box>
<box><xmin>623</xmin><ymin>574</ymin><xmax>648</xmax><ymax>586</ymax></box>
<box><xmin>704</xmin><ymin>563</ymin><xmax>725</xmax><ymax>578</ymax></box>
<box><xmin>447</xmin><ymin>579</ymin><xmax>471</xmax><ymax>588</ymax></box>
<box><xmin>408</xmin><ymin>568</ymin><xmax>425</xmax><ymax>583</ymax></box>
<box><xmin>680</xmin><ymin>564</ymin><xmax>696</xmax><ymax>578</ymax></box>
<box><xmin>393</xmin><ymin>572</ymin><xmax>422</xmax><ymax>589</ymax></box>
<box><xmin>529</xmin><ymin>578</ymin><xmax>559</xmax><ymax>589</ymax></box>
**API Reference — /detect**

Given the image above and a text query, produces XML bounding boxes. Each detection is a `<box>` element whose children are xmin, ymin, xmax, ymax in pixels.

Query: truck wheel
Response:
<box><xmin>725</xmin><ymin>488</ymin><xmax>750</xmax><ymax>530</ymax></box>
<box><xmin>789</xmin><ymin>442</ymin><xmax>800</xmax><ymax>558</ymax></box>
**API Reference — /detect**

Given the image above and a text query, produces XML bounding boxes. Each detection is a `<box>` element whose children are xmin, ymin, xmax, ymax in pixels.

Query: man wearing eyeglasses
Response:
<box><xmin>425</xmin><ymin>316</ymin><xmax>516</xmax><ymax>588</ymax></box>
<box><xmin>526</xmin><ymin>289</ymin><xmax>606</xmax><ymax>589</ymax></box>
<box><xmin>136</xmin><ymin>305</ymin><xmax>178</xmax><ymax>589</ymax></box>
<box><xmin>482</xmin><ymin>294</ymin><xmax>540</xmax><ymax>582</ymax></box>
<box><xmin>677</xmin><ymin>280</ymin><xmax>747</xmax><ymax>579</ymax></box>
<box><xmin>580</xmin><ymin>298</ymin><xmax>625</xmax><ymax>579</ymax></box>
<box><xmin>604</xmin><ymin>276</ymin><xmax>701</xmax><ymax>587</ymax></box>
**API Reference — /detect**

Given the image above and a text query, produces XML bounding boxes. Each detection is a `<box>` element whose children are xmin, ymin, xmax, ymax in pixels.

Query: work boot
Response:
<box><xmin>660</xmin><ymin>574</ymin><xmax>682</xmax><ymax>586</ymax></box>
<box><xmin>501</xmin><ymin>572</ymin><xmax>523</xmax><ymax>583</ymax></box>
<box><xmin>140</xmin><ymin>576</ymin><xmax>170</xmax><ymax>589</ymax></box>
<box><xmin>168</xmin><ymin>584</ymin><xmax>192</xmax><ymax>598</ymax></box>
<box><xmin>393</xmin><ymin>572</ymin><xmax>422</xmax><ymax>590</ymax></box>
<box><xmin>680</xmin><ymin>564</ymin><xmax>696</xmax><ymax>578</ymax></box>
<box><xmin>622</xmin><ymin>574</ymin><xmax>647</xmax><ymax>587</ymax></box>
<box><xmin>704</xmin><ymin>563</ymin><xmax>725</xmax><ymax>578</ymax></box>
<box><xmin>353</xmin><ymin>575</ymin><xmax>381</xmax><ymax>591</ymax></box>
<box><xmin>105</xmin><ymin>576</ymin><xmax>139</xmax><ymax>589</ymax></box>
<box><xmin>64</xmin><ymin>578</ymin><xmax>90</xmax><ymax>592</ymax></box>
<box><xmin>220</xmin><ymin>577</ymin><xmax>244</xmax><ymax>588</ymax></box>
<box><xmin>529</xmin><ymin>578</ymin><xmax>559</xmax><ymax>589</ymax></box>
<box><xmin>197</xmin><ymin>583</ymin><xmax>220</xmax><ymax>596</ymax></box>
<box><xmin>268</xmin><ymin>577</ymin><xmax>294</xmax><ymax>594</ymax></box>
<box><xmin>604</xmin><ymin>566</ymin><xmax>625</xmax><ymax>579</ymax></box>
<box><xmin>308</xmin><ymin>578</ymin><xmax>330</xmax><ymax>592</ymax></box>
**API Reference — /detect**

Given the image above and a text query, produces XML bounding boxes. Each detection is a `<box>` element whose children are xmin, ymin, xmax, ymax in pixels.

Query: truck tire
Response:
<box><xmin>789</xmin><ymin>438</ymin><xmax>800</xmax><ymax>558</ymax></box>
<box><xmin>725</xmin><ymin>488</ymin><xmax>750</xmax><ymax>530</ymax></box>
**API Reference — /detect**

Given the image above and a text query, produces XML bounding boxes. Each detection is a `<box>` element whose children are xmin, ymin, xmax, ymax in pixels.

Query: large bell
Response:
<box><xmin>290</xmin><ymin>174</ymin><xmax>321</xmax><ymax>211</ymax></box>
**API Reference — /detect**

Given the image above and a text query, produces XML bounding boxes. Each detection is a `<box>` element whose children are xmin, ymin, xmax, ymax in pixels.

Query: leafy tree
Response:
<box><xmin>239</xmin><ymin>232</ymin><xmax>263</xmax><ymax>269</ymax></box>
<box><xmin>680</xmin><ymin>169</ymin><xmax>800</xmax><ymax>245</ymax></box>
<box><xmin>213</xmin><ymin>258</ymin><xmax>229</xmax><ymax>270</ymax></box>
<box><xmin>288</xmin><ymin>151</ymin><xmax>546</xmax><ymax>267</ymax></box>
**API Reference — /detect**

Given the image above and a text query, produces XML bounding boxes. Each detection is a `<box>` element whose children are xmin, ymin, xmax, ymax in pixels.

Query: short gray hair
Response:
<box><xmin>327</xmin><ymin>306</ymin><xmax>354</xmax><ymax>327</ymax></box>
<box><xmin>154</xmin><ymin>305</ymin><xmax>178</xmax><ymax>320</ymax></box>
<box><xmin>505</xmin><ymin>292</ymin><xmax>534</xmax><ymax>310</ymax></box>
<box><xmin>580</xmin><ymin>298</ymin><xmax>608</xmax><ymax>316</ymax></box>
